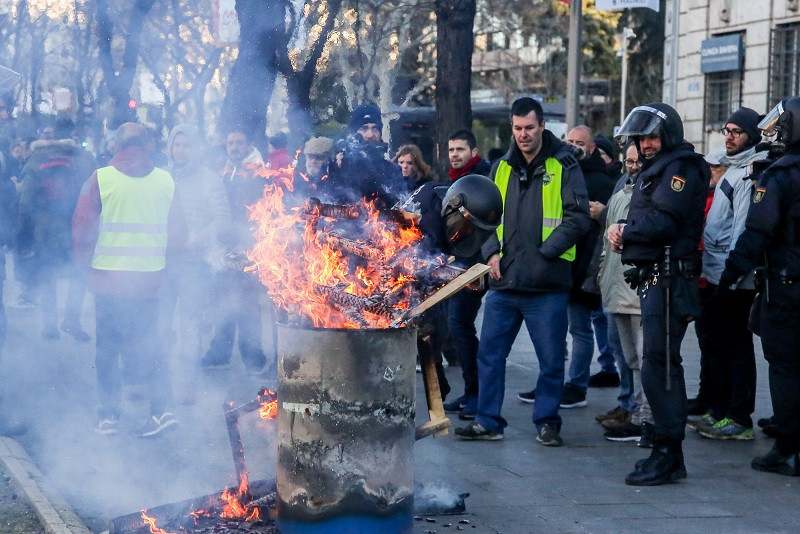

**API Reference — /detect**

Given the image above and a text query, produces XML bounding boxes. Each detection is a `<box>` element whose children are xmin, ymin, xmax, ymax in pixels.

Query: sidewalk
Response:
<box><xmin>1</xmin><ymin>275</ymin><xmax>799</xmax><ymax>533</ymax></box>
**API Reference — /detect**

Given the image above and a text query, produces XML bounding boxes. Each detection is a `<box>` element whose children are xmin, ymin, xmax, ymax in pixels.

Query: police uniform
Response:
<box><xmin>722</xmin><ymin>151</ymin><xmax>800</xmax><ymax>468</ymax></box>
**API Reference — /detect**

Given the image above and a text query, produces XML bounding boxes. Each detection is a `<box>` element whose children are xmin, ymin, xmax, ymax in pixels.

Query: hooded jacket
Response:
<box><xmin>481</xmin><ymin>130</ymin><xmax>591</xmax><ymax>293</ymax></box>
<box><xmin>72</xmin><ymin>145</ymin><xmax>187</xmax><ymax>297</ymax></box>
<box><xmin>598</xmin><ymin>174</ymin><xmax>640</xmax><ymax>314</ymax></box>
<box><xmin>702</xmin><ymin>146</ymin><xmax>767</xmax><ymax>287</ymax></box>
<box><xmin>167</xmin><ymin>124</ymin><xmax>232</xmax><ymax>269</ymax></box>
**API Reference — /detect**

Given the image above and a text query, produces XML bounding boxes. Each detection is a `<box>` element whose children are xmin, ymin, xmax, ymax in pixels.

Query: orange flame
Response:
<box><xmin>259</xmin><ymin>399</ymin><xmax>278</xmax><ymax>420</ymax></box>
<box><xmin>220</xmin><ymin>474</ymin><xmax>260</xmax><ymax>521</ymax></box>
<box><xmin>140</xmin><ymin>509</ymin><xmax>170</xmax><ymax>534</ymax></box>
<box><xmin>244</xmin><ymin>162</ymin><xmax>428</xmax><ymax>329</ymax></box>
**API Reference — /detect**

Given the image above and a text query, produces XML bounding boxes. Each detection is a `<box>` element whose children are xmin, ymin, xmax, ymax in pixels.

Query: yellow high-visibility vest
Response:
<box><xmin>91</xmin><ymin>166</ymin><xmax>174</xmax><ymax>271</ymax></box>
<box><xmin>493</xmin><ymin>158</ymin><xmax>576</xmax><ymax>261</ymax></box>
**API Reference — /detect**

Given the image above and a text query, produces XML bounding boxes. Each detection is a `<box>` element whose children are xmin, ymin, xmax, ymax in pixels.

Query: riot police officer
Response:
<box><xmin>719</xmin><ymin>96</ymin><xmax>800</xmax><ymax>476</ymax></box>
<box><xmin>607</xmin><ymin>103</ymin><xmax>710</xmax><ymax>485</ymax></box>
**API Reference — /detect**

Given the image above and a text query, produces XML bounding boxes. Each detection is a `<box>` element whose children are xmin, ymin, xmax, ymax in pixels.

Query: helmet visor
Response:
<box><xmin>444</xmin><ymin>210</ymin><xmax>493</xmax><ymax>257</ymax></box>
<box><xmin>615</xmin><ymin>106</ymin><xmax>668</xmax><ymax>140</ymax></box>
<box><xmin>758</xmin><ymin>101</ymin><xmax>785</xmax><ymax>137</ymax></box>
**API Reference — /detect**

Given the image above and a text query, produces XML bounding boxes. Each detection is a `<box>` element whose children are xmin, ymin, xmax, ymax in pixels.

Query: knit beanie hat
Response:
<box><xmin>593</xmin><ymin>136</ymin><xmax>617</xmax><ymax>159</ymax></box>
<box><xmin>348</xmin><ymin>103</ymin><xmax>383</xmax><ymax>133</ymax></box>
<box><xmin>725</xmin><ymin>107</ymin><xmax>762</xmax><ymax>148</ymax></box>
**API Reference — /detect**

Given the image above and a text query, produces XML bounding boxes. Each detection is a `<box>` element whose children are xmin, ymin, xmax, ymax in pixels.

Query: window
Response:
<box><xmin>768</xmin><ymin>23</ymin><xmax>800</xmax><ymax>108</ymax></box>
<box><xmin>705</xmin><ymin>70</ymin><xmax>742</xmax><ymax>129</ymax></box>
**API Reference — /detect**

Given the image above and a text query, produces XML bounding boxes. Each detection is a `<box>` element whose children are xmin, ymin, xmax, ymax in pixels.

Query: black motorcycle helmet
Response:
<box><xmin>440</xmin><ymin>174</ymin><xmax>503</xmax><ymax>257</ymax></box>
<box><xmin>759</xmin><ymin>97</ymin><xmax>800</xmax><ymax>147</ymax></box>
<box><xmin>615</xmin><ymin>102</ymin><xmax>685</xmax><ymax>152</ymax></box>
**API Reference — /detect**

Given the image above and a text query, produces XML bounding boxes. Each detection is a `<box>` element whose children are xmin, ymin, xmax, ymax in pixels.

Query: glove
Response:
<box><xmin>717</xmin><ymin>269</ymin><xmax>738</xmax><ymax>290</ymax></box>
<box><xmin>623</xmin><ymin>267</ymin><xmax>640</xmax><ymax>290</ymax></box>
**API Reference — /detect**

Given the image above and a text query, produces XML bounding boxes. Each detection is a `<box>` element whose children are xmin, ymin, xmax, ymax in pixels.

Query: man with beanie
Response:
<box><xmin>692</xmin><ymin>108</ymin><xmax>767</xmax><ymax>441</ymax></box>
<box><xmin>595</xmin><ymin>135</ymin><xmax>623</xmax><ymax>180</ymax></box>
<box><xmin>330</xmin><ymin>103</ymin><xmax>403</xmax><ymax>209</ymax></box>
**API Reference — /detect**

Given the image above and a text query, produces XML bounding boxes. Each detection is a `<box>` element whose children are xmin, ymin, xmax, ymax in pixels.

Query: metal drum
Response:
<box><xmin>275</xmin><ymin>325</ymin><xmax>417</xmax><ymax>534</ymax></box>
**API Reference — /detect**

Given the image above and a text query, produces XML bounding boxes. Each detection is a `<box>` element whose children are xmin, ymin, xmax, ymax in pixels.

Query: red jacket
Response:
<box><xmin>72</xmin><ymin>146</ymin><xmax>187</xmax><ymax>297</ymax></box>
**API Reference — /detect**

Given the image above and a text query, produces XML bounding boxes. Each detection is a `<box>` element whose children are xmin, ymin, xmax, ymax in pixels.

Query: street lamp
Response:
<box><xmin>618</xmin><ymin>27</ymin><xmax>636</xmax><ymax>127</ymax></box>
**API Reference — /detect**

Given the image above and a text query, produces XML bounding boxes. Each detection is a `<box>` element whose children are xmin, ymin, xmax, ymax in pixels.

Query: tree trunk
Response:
<box><xmin>433</xmin><ymin>0</ymin><xmax>476</xmax><ymax>177</ymax></box>
<box><xmin>218</xmin><ymin>0</ymin><xmax>284</xmax><ymax>153</ymax></box>
<box><xmin>96</xmin><ymin>0</ymin><xmax>157</xmax><ymax>128</ymax></box>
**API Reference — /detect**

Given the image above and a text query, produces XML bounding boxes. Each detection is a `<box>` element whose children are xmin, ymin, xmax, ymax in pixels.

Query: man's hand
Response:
<box><xmin>589</xmin><ymin>201</ymin><xmax>605</xmax><ymax>220</ymax></box>
<box><xmin>487</xmin><ymin>254</ymin><xmax>502</xmax><ymax>281</ymax></box>
<box><xmin>607</xmin><ymin>223</ymin><xmax>626</xmax><ymax>253</ymax></box>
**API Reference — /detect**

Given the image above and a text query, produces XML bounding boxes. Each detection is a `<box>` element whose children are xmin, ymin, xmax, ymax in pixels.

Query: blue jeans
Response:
<box><xmin>606</xmin><ymin>314</ymin><xmax>634</xmax><ymax>411</ymax></box>
<box><xmin>592</xmin><ymin>308</ymin><xmax>617</xmax><ymax>373</ymax></box>
<box><xmin>475</xmin><ymin>290</ymin><xmax>569</xmax><ymax>433</ymax></box>
<box><xmin>567</xmin><ymin>303</ymin><xmax>617</xmax><ymax>391</ymax></box>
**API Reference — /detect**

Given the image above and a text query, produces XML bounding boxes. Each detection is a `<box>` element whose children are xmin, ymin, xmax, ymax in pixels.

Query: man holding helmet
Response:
<box><xmin>399</xmin><ymin>173</ymin><xmax>503</xmax><ymax>402</ymax></box>
<box><xmin>607</xmin><ymin>103</ymin><xmax>710</xmax><ymax>485</ymax></box>
<box><xmin>454</xmin><ymin>97</ymin><xmax>590</xmax><ymax>446</ymax></box>
<box><xmin>719</xmin><ymin>96</ymin><xmax>800</xmax><ymax>476</ymax></box>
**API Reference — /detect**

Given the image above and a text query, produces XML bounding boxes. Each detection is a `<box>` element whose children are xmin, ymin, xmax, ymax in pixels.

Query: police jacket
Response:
<box><xmin>723</xmin><ymin>150</ymin><xmax>800</xmax><ymax>283</ymax></box>
<box><xmin>620</xmin><ymin>142</ymin><xmax>710</xmax><ymax>266</ymax></box>
<box><xmin>481</xmin><ymin>130</ymin><xmax>590</xmax><ymax>293</ymax></box>
<box><xmin>701</xmin><ymin>146</ymin><xmax>766</xmax><ymax>287</ymax></box>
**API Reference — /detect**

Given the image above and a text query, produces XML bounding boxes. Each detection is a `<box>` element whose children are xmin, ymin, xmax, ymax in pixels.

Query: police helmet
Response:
<box><xmin>759</xmin><ymin>97</ymin><xmax>800</xmax><ymax>147</ymax></box>
<box><xmin>615</xmin><ymin>102</ymin><xmax>684</xmax><ymax>151</ymax></box>
<box><xmin>440</xmin><ymin>174</ymin><xmax>503</xmax><ymax>257</ymax></box>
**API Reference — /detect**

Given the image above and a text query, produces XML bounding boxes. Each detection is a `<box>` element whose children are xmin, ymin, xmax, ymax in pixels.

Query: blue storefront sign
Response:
<box><xmin>701</xmin><ymin>34</ymin><xmax>744</xmax><ymax>73</ymax></box>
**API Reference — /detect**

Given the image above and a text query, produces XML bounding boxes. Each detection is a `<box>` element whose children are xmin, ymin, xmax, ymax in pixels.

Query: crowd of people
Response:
<box><xmin>1</xmin><ymin>91</ymin><xmax>800</xmax><ymax>487</ymax></box>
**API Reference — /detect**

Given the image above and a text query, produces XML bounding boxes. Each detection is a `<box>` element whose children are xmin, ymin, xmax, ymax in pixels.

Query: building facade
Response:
<box><xmin>671</xmin><ymin>0</ymin><xmax>800</xmax><ymax>153</ymax></box>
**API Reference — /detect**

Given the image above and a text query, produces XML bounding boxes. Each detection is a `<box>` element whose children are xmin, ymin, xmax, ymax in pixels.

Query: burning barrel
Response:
<box><xmin>275</xmin><ymin>324</ymin><xmax>417</xmax><ymax>534</ymax></box>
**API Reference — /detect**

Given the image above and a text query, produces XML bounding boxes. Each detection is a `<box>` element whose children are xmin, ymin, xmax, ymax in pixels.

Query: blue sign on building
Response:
<box><xmin>701</xmin><ymin>34</ymin><xmax>744</xmax><ymax>73</ymax></box>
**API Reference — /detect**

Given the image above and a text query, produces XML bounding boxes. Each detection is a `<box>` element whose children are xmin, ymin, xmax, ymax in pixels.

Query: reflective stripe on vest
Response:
<box><xmin>494</xmin><ymin>158</ymin><xmax>576</xmax><ymax>262</ymax></box>
<box><xmin>92</xmin><ymin>166</ymin><xmax>174</xmax><ymax>271</ymax></box>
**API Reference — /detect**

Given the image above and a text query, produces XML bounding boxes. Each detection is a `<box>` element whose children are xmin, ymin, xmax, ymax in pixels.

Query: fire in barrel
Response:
<box><xmin>244</xmin><ymin>164</ymin><xmax>460</xmax><ymax>534</ymax></box>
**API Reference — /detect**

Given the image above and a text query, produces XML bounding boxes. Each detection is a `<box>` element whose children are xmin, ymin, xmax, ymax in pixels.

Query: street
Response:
<box><xmin>1</xmin><ymin>268</ymin><xmax>799</xmax><ymax>534</ymax></box>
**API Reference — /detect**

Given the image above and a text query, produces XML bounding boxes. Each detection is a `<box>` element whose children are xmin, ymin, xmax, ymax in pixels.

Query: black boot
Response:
<box><xmin>751</xmin><ymin>446</ymin><xmax>800</xmax><ymax>476</ymax></box>
<box><xmin>626</xmin><ymin>435</ymin><xmax>686</xmax><ymax>486</ymax></box>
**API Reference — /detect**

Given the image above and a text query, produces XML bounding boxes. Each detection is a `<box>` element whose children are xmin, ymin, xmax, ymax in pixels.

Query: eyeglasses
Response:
<box><xmin>624</xmin><ymin>159</ymin><xmax>643</xmax><ymax>167</ymax></box>
<box><xmin>721</xmin><ymin>127</ymin><xmax>745</xmax><ymax>138</ymax></box>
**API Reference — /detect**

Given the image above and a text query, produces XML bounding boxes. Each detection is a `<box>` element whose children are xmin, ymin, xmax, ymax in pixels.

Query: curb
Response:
<box><xmin>0</xmin><ymin>437</ymin><xmax>92</xmax><ymax>534</ymax></box>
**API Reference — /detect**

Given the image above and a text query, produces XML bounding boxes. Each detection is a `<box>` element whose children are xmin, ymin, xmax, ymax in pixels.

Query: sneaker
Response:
<box><xmin>454</xmin><ymin>422</ymin><xmax>503</xmax><ymax>441</ymax></box>
<box><xmin>94</xmin><ymin>417</ymin><xmax>119</xmax><ymax>435</ymax></box>
<box><xmin>604</xmin><ymin>422</ymin><xmax>643</xmax><ymax>442</ymax></box>
<box><xmin>698</xmin><ymin>418</ymin><xmax>755</xmax><ymax>440</ymax></box>
<box><xmin>135</xmin><ymin>412</ymin><xmax>177</xmax><ymax>437</ymax></box>
<box><xmin>517</xmin><ymin>389</ymin><xmax>536</xmax><ymax>403</ymax></box>
<box><xmin>601</xmin><ymin>411</ymin><xmax>633</xmax><ymax>431</ymax></box>
<box><xmin>595</xmin><ymin>405</ymin><xmax>629</xmax><ymax>423</ymax></box>
<box><xmin>458</xmin><ymin>397</ymin><xmax>477</xmax><ymax>421</ymax></box>
<box><xmin>536</xmin><ymin>424</ymin><xmax>563</xmax><ymax>447</ymax></box>
<box><xmin>687</xmin><ymin>397</ymin><xmax>708</xmax><ymax>416</ymax></box>
<box><xmin>559</xmin><ymin>384</ymin><xmax>587</xmax><ymax>409</ymax></box>
<box><xmin>200</xmin><ymin>353</ymin><xmax>232</xmax><ymax>370</ymax></box>
<box><xmin>61</xmin><ymin>321</ymin><xmax>91</xmax><ymax>342</ymax></box>
<box><xmin>587</xmin><ymin>370</ymin><xmax>620</xmax><ymax>388</ymax></box>
<box><xmin>687</xmin><ymin>412</ymin><xmax>716</xmax><ymax>431</ymax></box>
<box><xmin>757</xmin><ymin>415</ymin><xmax>775</xmax><ymax>428</ymax></box>
<box><xmin>443</xmin><ymin>395</ymin><xmax>467</xmax><ymax>414</ymax></box>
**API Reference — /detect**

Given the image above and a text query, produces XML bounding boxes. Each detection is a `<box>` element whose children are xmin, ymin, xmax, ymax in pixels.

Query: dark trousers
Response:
<box><xmin>447</xmin><ymin>287</ymin><xmax>486</xmax><ymax>399</ymax></box>
<box><xmin>95</xmin><ymin>295</ymin><xmax>173</xmax><ymax>419</ymax></box>
<box><xmin>759</xmin><ymin>281</ymin><xmax>800</xmax><ymax>454</ymax></box>
<box><xmin>206</xmin><ymin>269</ymin><xmax>270</xmax><ymax>370</ymax></box>
<box><xmin>695</xmin><ymin>284</ymin><xmax>756</xmax><ymax>427</ymax></box>
<box><xmin>640</xmin><ymin>280</ymin><xmax>689</xmax><ymax>441</ymax></box>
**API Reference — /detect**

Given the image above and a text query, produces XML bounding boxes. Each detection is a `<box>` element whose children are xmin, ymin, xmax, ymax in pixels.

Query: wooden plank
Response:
<box><xmin>403</xmin><ymin>263</ymin><xmax>490</xmax><ymax>321</ymax></box>
<box><xmin>419</xmin><ymin>336</ymin><xmax>448</xmax><ymax>437</ymax></box>
<box><xmin>415</xmin><ymin>418</ymin><xmax>451</xmax><ymax>440</ymax></box>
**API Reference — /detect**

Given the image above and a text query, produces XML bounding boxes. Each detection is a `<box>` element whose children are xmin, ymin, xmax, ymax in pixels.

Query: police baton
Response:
<box><xmin>663</xmin><ymin>245</ymin><xmax>672</xmax><ymax>392</ymax></box>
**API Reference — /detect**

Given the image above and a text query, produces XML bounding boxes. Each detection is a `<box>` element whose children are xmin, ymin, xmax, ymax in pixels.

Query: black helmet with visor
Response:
<box><xmin>440</xmin><ymin>174</ymin><xmax>503</xmax><ymax>257</ymax></box>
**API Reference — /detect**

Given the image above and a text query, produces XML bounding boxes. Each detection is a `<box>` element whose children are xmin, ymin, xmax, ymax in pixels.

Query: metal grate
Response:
<box><xmin>705</xmin><ymin>70</ymin><xmax>742</xmax><ymax>129</ymax></box>
<box><xmin>768</xmin><ymin>22</ymin><xmax>800</xmax><ymax>108</ymax></box>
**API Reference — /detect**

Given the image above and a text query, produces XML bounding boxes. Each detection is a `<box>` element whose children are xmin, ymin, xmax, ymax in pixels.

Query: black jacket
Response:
<box><xmin>620</xmin><ymin>142</ymin><xmax>710</xmax><ymax>266</ymax></box>
<box><xmin>481</xmin><ymin>130</ymin><xmax>591</xmax><ymax>293</ymax></box>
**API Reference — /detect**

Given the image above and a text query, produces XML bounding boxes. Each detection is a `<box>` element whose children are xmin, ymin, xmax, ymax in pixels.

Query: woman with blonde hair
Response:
<box><xmin>393</xmin><ymin>144</ymin><xmax>437</xmax><ymax>191</ymax></box>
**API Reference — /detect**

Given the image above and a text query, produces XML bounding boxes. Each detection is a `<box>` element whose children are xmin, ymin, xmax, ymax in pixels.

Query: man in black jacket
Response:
<box><xmin>608</xmin><ymin>103</ymin><xmax>710</xmax><ymax>485</ymax></box>
<box><xmin>454</xmin><ymin>97</ymin><xmax>590</xmax><ymax>446</ymax></box>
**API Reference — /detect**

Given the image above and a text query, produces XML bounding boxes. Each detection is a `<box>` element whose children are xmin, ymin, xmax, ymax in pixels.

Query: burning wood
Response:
<box><xmin>302</xmin><ymin>197</ymin><xmax>361</xmax><ymax>219</ymax></box>
<box><xmin>314</xmin><ymin>283</ymin><xmax>401</xmax><ymax>319</ymax></box>
<box><xmin>318</xmin><ymin>229</ymin><xmax>386</xmax><ymax>261</ymax></box>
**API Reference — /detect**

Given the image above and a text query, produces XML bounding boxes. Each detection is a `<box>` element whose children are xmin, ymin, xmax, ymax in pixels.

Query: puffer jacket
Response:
<box><xmin>702</xmin><ymin>146</ymin><xmax>767</xmax><ymax>287</ymax></box>
<box><xmin>481</xmin><ymin>130</ymin><xmax>591</xmax><ymax>293</ymax></box>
